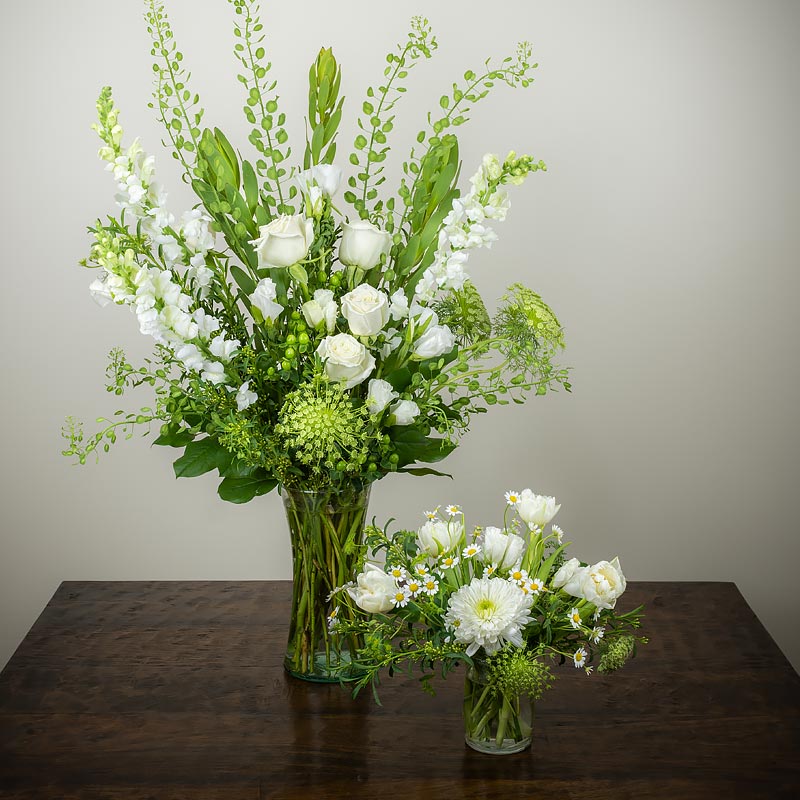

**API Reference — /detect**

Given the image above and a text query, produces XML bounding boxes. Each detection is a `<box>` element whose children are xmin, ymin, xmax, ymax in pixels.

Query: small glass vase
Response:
<box><xmin>281</xmin><ymin>483</ymin><xmax>370</xmax><ymax>682</ymax></box>
<box><xmin>463</xmin><ymin>661</ymin><xmax>533</xmax><ymax>754</ymax></box>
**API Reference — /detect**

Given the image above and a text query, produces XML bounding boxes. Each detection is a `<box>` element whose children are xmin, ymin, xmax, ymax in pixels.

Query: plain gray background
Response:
<box><xmin>1</xmin><ymin>0</ymin><xmax>798</xmax><ymax>672</ymax></box>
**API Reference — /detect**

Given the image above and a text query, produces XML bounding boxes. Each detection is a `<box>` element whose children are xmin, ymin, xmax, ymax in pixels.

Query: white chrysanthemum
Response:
<box><xmin>444</xmin><ymin>577</ymin><xmax>533</xmax><ymax>657</ymax></box>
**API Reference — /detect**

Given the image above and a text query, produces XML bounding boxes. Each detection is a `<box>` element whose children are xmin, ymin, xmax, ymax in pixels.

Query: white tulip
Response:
<box><xmin>347</xmin><ymin>563</ymin><xmax>396</xmax><ymax>613</ymax></box>
<box><xmin>301</xmin><ymin>289</ymin><xmax>338</xmax><ymax>334</ymax></box>
<box><xmin>251</xmin><ymin>214</ymin><xmax>314</xmax><ymax>269</ymax></box>
<box><xmin>580</xmin><ymin>558</ymin><xmax>627</xmax><ymax>610</ymax></box>
<box><xmin>516</xmin><ymin>489</ymin><xmax>561</xmax><ymax>528</ymax></box>
<box><xmin>552</xmin><ymin>558</ymin><xmax>587</xmax><ymax>597</ymax></box>
<box><xmin>479</xmin><ymin>526</ymin><xmax>527</xmax><ymax>570</ymax></box>
<box><xmin>341</xmin><ymin>283</ymin><xmax>390</xmax><ymax>337</ymax></box>
<box><xmin>417</xmin><ymin>519</ymin><xmax>463</xmax><ymax>557</ymax></box>
<box><xmin>316</xmin><ymin>333</ymin><xmax>375</xmax><ymax>389</ymax></box>
<box><xmin>366</xmin><ymin>379</ymin><xmax>398</xmax><ymax>415</ymax></box>
<box><xmin>249</xmin><ymin>277</ymin><xmax>283</xmax><ymax>323</ymax></box>
<box><xmin>339</xmin><ymin>220</ymin><xmax>391</xmax><ymax>269</ymax></box>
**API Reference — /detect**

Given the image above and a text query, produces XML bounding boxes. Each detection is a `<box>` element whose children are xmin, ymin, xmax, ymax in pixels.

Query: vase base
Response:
<box><xmin>283</xmin><ymin>649</ymin><xmax>358</xmax><ymax>683</ymax></box>
<box><xmin>465</xmin><ymin>735</ymin><xmax>532</xmax><ymax>755</ymax></box>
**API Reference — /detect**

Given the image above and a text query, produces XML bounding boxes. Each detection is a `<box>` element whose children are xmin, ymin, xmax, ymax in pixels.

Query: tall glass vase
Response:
<box><xmin>281</xmin><ymin>483</ymin><xmax>370</xmax><ymax>682</ymax></box>
<box><xmin>463</xmin><ymin>661</ymin><xmax>533</xmax><ymax>754</ymax></box>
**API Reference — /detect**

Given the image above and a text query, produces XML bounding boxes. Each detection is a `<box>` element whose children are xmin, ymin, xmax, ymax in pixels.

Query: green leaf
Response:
<box><xmin>218</xmin><ymin>474</ymin><xmax>278</xmax><ymax>504</ymax></box>
<box><xmin>391</xmin><ymin>428</ymin><xmax>457</xmax><ymax>467</ymax></box>
<box><xmin>173</xmin><ymin>437</ymin><xmax>232</xmax><ymax>478</ymax></box>
<box><xmin>397</xmin><ymin>467</ymin><xmax>453</xmax><ymax>478</ymax></box>
<box><xmin>230</xmin><ymin>265</ymin><xmax>256</xmax><ymax>296</ymax></box>
<box><xmin>153</xmin><ymin>430</ymin><xmax>194</xmax><ymax>448</ymax></box>
<box><xmin>242</xmin><ymin>160</ymin><xmax>259</xmax><ymax>213</ymax></box>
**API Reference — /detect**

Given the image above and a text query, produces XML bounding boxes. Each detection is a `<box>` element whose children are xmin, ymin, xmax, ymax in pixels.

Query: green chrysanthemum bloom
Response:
<box><xmin>275</xmin><ymin>380</ymin><xmax>371</xmax><ymax>482</ymax></box>
<box><xmin>434</xmin><ymin>281</ymin><xmax>492</xmax><ymax>346</ymax></box>
<box><xmin>487</xmin><ymin>647</ymin><xmax>555</xmax><ymax>700</ymax></box>
<box><xmin>598</xmin><ymin>635</ymin><xmax>636</xmax><ymax>674</ymax></box>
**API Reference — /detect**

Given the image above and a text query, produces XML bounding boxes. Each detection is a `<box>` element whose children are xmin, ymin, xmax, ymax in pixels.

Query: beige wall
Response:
<box><xmin>1</xmin><ymin>0</ymin><xmax>798</xmax><ymax>672</ymax></box>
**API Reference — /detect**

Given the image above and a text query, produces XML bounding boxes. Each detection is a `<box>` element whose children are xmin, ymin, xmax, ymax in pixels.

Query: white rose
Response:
<box><xmin>580</xmin><ymin>557</ymin><xmax>627</xmax><ymax>610</ymax></box>
<box><xmin>249</xmin><ymin>277</ymin><xmax>283</xmax><ymax>323</ymax></box>
<box><xmin>389</xmin><ymin>399</ymin><xmax>419</xmax><ymax>426</ymax></box>
<box><xmin>347</xmin><ymin>563</ymin><xmax>396</xmax><ymax>614</ymax></box>
<box><xmin>302</xmin><ymin>289</ymin><xmax>338</xmax><ymax>334</ymax></box>
<box><xmin>516</xmin><ymin>490</ymin><xmax>561</xmax><ymax>528</ymax></box>
<box><xmin>417</xmin><ymin>519</ymin><xmax>463</xmax><ymax>557</ymax></box>
<box><xmin>251</xmin><ymin>214</ymin><xmax>314</xmax><ymax>269</ymax></box>
<box><xmin>413</xmin><ymin>324</ymin><xmax>455</xmax><ymax>360</ymax></box>
<box><xmin>552</xmin><ymin>558</ymin><xmax>587</xmax><ymax>597</ymax></box>
<box><xmin>366</xmin><ymin>379</ymin><xmax>398</xmax><ymax>415</ymax></box>
<box><xmin>339</xmin><ymin>220</ymin><xmax>391</xmax><ymax>269</ymax></box>
<box><xmin>480</xmin><ymin>526</ymin><xmax>527</xmax><ymax>570</ymax></box>
<box><xmin>235</xmin><ymin>380</ymin><xmax>258</xmax><ymax>411</ymax></box>
<box><xmin>299</xmin><ymin>164</ymin><xmax>342</xmax><ymax>197</ymax></box>
<box><xmin>316</xmin><ymin>333</ymin><xmax>375</xmax><ymax>389</ymax></box>
<box><xmin>341</xmin><ymin>283</ymin><xmax>390</xmax><ymax>337</ymax></box>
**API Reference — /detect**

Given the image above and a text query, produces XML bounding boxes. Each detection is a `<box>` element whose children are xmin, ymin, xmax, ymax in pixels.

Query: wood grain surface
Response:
<box><xmin>0</xmin><ymin>581</ymin><xmax>798</xmax><ymax>799</ymax></box>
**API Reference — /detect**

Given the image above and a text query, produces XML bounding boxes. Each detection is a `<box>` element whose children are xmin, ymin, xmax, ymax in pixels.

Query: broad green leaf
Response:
<box><xmin>218</xmin><ymin>474</ymin><xmax>278</xmax><ymax>504</ymax></box>
<box><xmin>173</xmin><ymin>437</ymin><xmax>232</xmax><ymax>478</ymax></box>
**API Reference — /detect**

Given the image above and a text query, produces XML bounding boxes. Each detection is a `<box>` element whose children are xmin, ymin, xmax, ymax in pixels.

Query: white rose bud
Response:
<box><xmin>347</xmin><ymin>563</ymin><xmax>396</xmax><ymax>614</ymax></box>
<box><xmin>339</xmin><ymin>220</ymin><xmax>391</xmax><ymax>269</ymax></box>
<box><xmin>251</xmin><ymin>214</ymin><xmax>315</xmax><ymax>269</ymax></box>
<box><xmin>388</xmin><ymin>399</ymin><xmax>419</xmax><ymax>426</ymax></box>
<box><xmin>299</xmin><ymin>164</ymin><xmax>342</xmax><ymax>197</ymax></box>
<box><xmin>301</xmin><ymin>289</ymin><xmax>338</xmax><ymax>334</ymax></box>
<box><xmin>479</xmin><ymin>526</ymin><xmax>528</xmax><ymax>570</ymax></box>
<box><xmin>417</xmin><ymin>519</ymin><xmax>463</xmax><ymax>557</ymax></box>
<box><xmin>341</xmin><ymin>283</ymin><xmax>390</xmax><ymax>337</ymax></box>
<box><xmin>249</xmin><ymin>277</ymin><xmax>283</xmax><ymax>323</ymax></box>
<box><xmin>580</xmin><ymin>557</ymin><xmax>627</xmax><ymax>610</ymax></box>
<box><xmin>316</xmin><ymin>333</ymin><xmax>376</xmax><ymax>389</ymax></box>
<box><xmin>366</xmin><ymin>379</ymin><xmax>398</xmax><ymax>415</ymax></box>
<box><xmin>516</xmin><ymin>489</ymin><xmax>561</xmax><ymax>528</ymax></box>
<box><xmin>413</xmin><ymin>324</ymin><xmax>455</xmax><ymax>360</ymax></box>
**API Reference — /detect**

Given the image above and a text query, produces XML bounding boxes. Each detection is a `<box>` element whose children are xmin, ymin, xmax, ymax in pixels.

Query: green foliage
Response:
<box><xmin>304</xmin><ymin>47</ymin><xmax>344</xmax><ymax>169</ymax></box>
<box><xmin>145</xmin><ymin>0</ymin><xmax>204</xmax><ymax>180</ymax></box>
<box><xmin>228</xmin><ymin>0</ymin><xmax>295</xmax><ymax>214</ymax></box>
<box><xmin>345</xmin><ymin>17</ymin><xmax>437</xmax><ymax>223</ymax></box>
<box><xmin>487</xmin><ymin>647</ymin><xmax>556</xmax><ymax>701</ymax></box>
<box><xmin>598</xmin><ymin>634</ymin><xmax>637</xmax><ymax>673</ymax></box>
<box><xmin>434</xmin><ymin>281</ymin><xmax>492</xmax><ymax>346</ymax></box>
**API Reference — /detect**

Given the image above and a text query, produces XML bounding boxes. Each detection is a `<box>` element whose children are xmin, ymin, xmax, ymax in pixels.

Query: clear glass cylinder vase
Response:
<box><xmin>281</xmin><ymin>483</ymin><xmax>370</xmax><ymax>682</ymax></box>
<box><xmin>463</xmin><ymin>661</ymin><xmax>533</xmax><ymax>754</ymax></box>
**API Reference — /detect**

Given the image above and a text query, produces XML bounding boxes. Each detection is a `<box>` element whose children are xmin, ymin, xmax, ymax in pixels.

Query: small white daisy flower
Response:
<box><xmin>422</xmin><ymin>576</ymin><xmax>439</xmax><ymax>595</ymax></box>
<box><xmin>482</xmin><ymin>563</ymin><xmax>498</xmax><ymax>577</ymax></box>
<box><xmin>573</xmin><ymin>646</ymin><xmax>588</xmax><ymax>668</ymax></box>
<box><xmin>593</xmin><ymin>608</ymin><xmax>602</xmax><ymax>622</ymax></box>
<box><xmin>440</xmin><ymin>554</ymin><xmax>460</xmax><ymax>569</ymax></box>
<box><xmin>590</xmin><ymin>626</ymin><xmax>605</xmax><ymax>644</ymax></box>
<box><xmin>527</xmin><ymin>577</ymin><xmax>545</xmax><ymax>596</ymax></box>
<box><xmin>406</xmin><ymin>577</ymin><xmax>423</xmax><ymax>597</ymax></box>
<box><xmin>423</xmin><ymin>506</ymin><xmax>440</xmax><ymax>521</ymax></box>
<box><xmin>387</xmin><ymin>565</ymin><xmax>407</xmax><ymax>581</ymax></box>
<box><xmin>552</xmin><ymin>524</ymin><xmax>564</xmax><ymax>544</ymax></box>
<box><xmin>326</xmin><ymin>606</ymin><xmax>340</xmax><ymax>631</ymax></box>
<box><xmin>414</xmin><ymin>564</ymin><xmax>430</xmax><ymax>577</ymax></box>
<box><xmin>569</xmin><ymin>607</ymin><xmax>583</xmax><ymax>629</ymax></box>
<box><xmin>462</xmin><ymin>544</ymin><xmax>481</xmax><ymax>559</ymax></box>
<box><xmin>508</xmin><ymin>566</ymin><xmax>529</xmax><ymax>586</ymax></box>
<box><xmin>504</xmin><ymin>490</ymin><xmax>521</xmax><ymax>506</ymax></box>
<box><xmin>392</xmin><ymin>586</ymin><xmax>412</xmax><ymax>607</ymax></box>
<box><xmin>445</xmin><ymin>504</ymin><xmax>461</xmax><ymax>517</ymax></box>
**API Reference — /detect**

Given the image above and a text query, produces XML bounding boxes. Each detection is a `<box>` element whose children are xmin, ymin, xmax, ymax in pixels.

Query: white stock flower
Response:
<box><xmin>208</xmin><ymin>335</ymin><xmax>239</xmax><ymax>362</ymax></box>
<box><xmin>341</xmin><ymin>283</ymin><xmax>390</xmax><ymax>336</ymax></box>
<box><xmin>316</xmin><ymin>333</ymin><xmax>375</xmax><ymax>388</ymax></box>
<box><xmin>389</xmin><ymin>399</ymin><xmax>419</xmax><ymax>426</ymax></box>
<box><xmin>444</xmin><ymin>577</ymin><xmax>533</xmax><ymax>657</ymax></box>
<box><xmin>252</xmin><ymin>214</ymin><xmax>314</xmax><ymax>268</ymax></box>
<box><xmin>301</xmin><ymin>289</ymin><xmax>338</xmax><ymax>333</ymax></box>
<box><xmin>482</xmin><ymin>153</ymin><xmax>503</xmax><ymax>181</ymax></box>
<box><xmin>366</xmin><ymin>379</ymin><xmax>398</xmax><ymax>415</ymax></box>
<box><xmin>89</xmin><ymin>278</ymin><xmax>113</xmax><ymax>307</ymax></box>
<box><xmin>516</xmin><ymin>490</ymin><xmax>561</xmax><ymax>528</ymax></box>
<box><xmin>235</xmin><ymin>380</ymin><xmax>258</xmax><ymax>411</ymax></box>
<box><xmin>298</xmin><ymin>164</ymin><xmax>342</xmax><ymax>197</ymax></box>
<box><xmin>580</xmin><ymin>558</ymin><xmax>627</xmax><ymax>610</ymax></box>
<box><xmin>175</xmin><ymin>343</ymin><xmax>204</xmax><ymax>372</ymax></box>
<box><xmin>161</xmin><ymin>306</ymin><xmax>198</xmax><ymax>341</ymax></box>
<box><xmin>193</xmin><ymin>308</ymin><xmax>220</xmax><ymax>340</ymax></box>
<box><xmin>181</xmin><ymin>209</ymin><xmax>215</xmax><ymax>254</ymax></box>
<box><xmin>249</xmin><ymin>277</ymin><xmax>283</xmax><ymax>323</ymax></box>
<box><xmin>338</xmin><ymin>220</ymin><xmax>391</xmax><ymax>269</ymax></box>
<box><xmin>417</xmin><ymin>519</ymin><xmax>463</xmax><ymax>557</ymax></box>
<box><xmin>346</xmin><ymin>563</ymin><xmax>396</xmax><ymax>614</ymax></box>
<box><xmin>479</xmin><ymin>526</ymin><xmax>528</xmax><ymax>570</ymax></box>
<box><xmin>201</xmin><ymin>361</ymin><xmax>227</xmax><ymax>385</ymax></box>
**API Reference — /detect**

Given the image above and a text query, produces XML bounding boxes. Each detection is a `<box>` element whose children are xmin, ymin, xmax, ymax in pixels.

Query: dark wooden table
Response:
<box><xmin>0</xmin><ymin>581</ymin><xmax>798</xmax><ymax>799</ymax></box>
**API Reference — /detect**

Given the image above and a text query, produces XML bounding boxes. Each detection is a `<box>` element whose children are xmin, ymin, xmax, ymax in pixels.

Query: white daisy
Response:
<box><xmin>573</xmin><ymin>646</ymin><xmax>588</xmax><ymax>668</ymax></box>
<box><xmin>414</xmin><ymin>563</ymin><xmax>430</xmax><ymax>577</ymax></box>
<box><xmin>590</xmin><ymin>626</ymin><xmax>605</xmax><ymax>644</ymax></box>
<box><xmin>568</xmin><ymin>607</ymin><xmax>583</xmax><ymax>629</ymax></box>
<box><xmin>423</xmin><ymin>507</ymin><xmax>440</xmax><ymax>521</ymax></box>
<box><xmin>482</xmin><ymin>563</ymin><xmax>498</xmax><ymax>578</ymax></box>
<box><xmin>422</xmin><ymin>576</ymin><xmax>440</xmax><ymax>596</ymax></box>
<box><xmin>508</xmin><ymin>566</ymin><xmax>529</xmax><ymax>586</ymax></box>
<box><xmin>440</xmin><ymin>554</ymin><xmax>460</xmax><ymax>570</ymax></box>
<box><xmin>552</xmin><ymin>524</ymin><xmax>564</xmax><ymax>544</ymax></box>
<box><xmin>326</xmin><ymin>606</ymin><xmax>340</xmax><ymax>631</ymax></box>
<box><xmin>406</xmin><ymin>577</ymin><xmax>423</xmax><ymax>597</ymax></box>
<box><xmin>593</xmin><ymin>608</ymin><xmax>602</xmax><ymax>622</ymax></box>
<box><xmin>387</xmin><ymin>565</ymin><xmax>407</xmax><ymax>581</ymax></box>
<box><xmin>444</xmin><ymin>577</ymin><xmax>533</xmax><ymax>657</ymax></box>
<box><xmin>527</xmin><ymin>577</ymin><xmax>545</xmax><ymax>596</ymax></box>
<box><xmin>504</xmin><ymin>490</ymin><xmax>521</xmax><ymax>506</ymax></box>
<box><xmin>445</xmin><ymin>504</ymin><xmax>461</xmax><ymax>517</ymax></box>
<box><xmin>462</xmin><ymin>544</ymin><xmax>481</xmax><ymax>559</ymax></box>
<box><xmin>392</xmin><ymin>586</ymin><xmax>412</xmax><ymax>608</ymax></box>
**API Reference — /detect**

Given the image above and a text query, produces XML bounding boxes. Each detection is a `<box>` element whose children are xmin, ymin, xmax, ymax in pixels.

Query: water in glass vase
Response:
<box><xmin>281</xmin><ymin>483</ymin><xmax>370</xmax><ymax>682</ymax></box>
